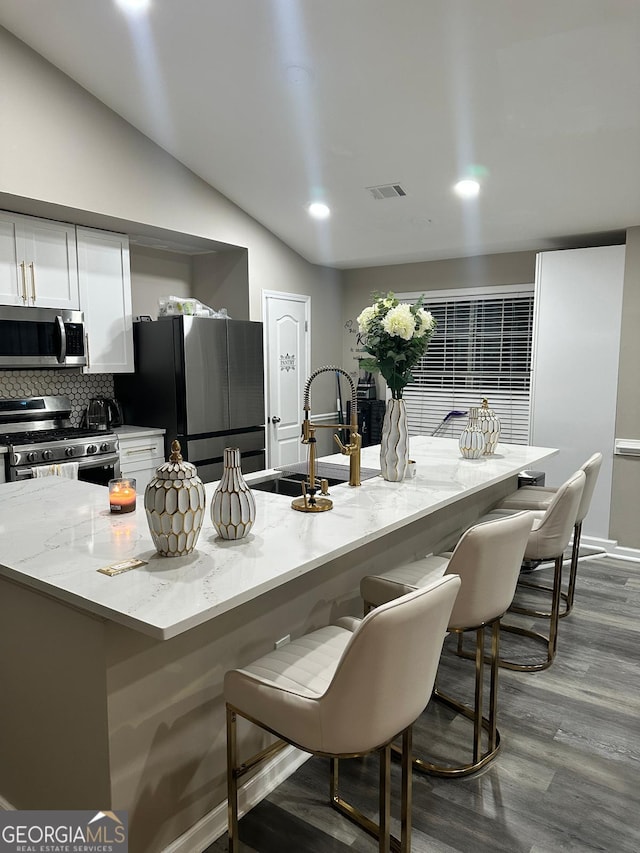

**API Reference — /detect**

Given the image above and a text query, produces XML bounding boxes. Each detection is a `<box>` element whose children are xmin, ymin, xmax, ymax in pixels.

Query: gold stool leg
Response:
<box><xmin>406</xmin><ymin>621</ymin><xmax>501</xmax><ymax>777</ymax></box>
<box><xmin>400</xmin><ymin>727</ymin><xmax>412</xmax><ymax>853</ymax></box>
<box><xmin>488</xmin><ymin>620</ymin><xmax>500</xmax><ymax>754</ymax></box>
<box><xmin>497</xmin><ymin>554</ymin><xmax>563</xmax><ymax>671</ymax></box>
<box><xmin>379</xmin><ymin>744</ymin><xmax>391</xmax><ymax>853</ymax></box>
<box><xmin>472</xmin><ymin>625</ymin><xmax>485</xmax><ymax>764</ymax></box>
<box><xmin>226</xmin><ymin>704</ymin><xmax>239</xmax><ymax>853</ymax></box>
<box><xmin>565</xmin><ymin>521</ymin><xmax>582</xmax><ymax>614</ymax></box>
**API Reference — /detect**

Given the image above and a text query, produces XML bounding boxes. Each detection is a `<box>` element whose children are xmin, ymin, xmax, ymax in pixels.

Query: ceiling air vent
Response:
<box><xmin>367</xmin><ymin>183</ymin><xmax>407</xmax><ymax>200</ymax></box>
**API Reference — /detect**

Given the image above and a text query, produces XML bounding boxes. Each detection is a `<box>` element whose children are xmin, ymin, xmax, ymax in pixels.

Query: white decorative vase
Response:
<box><xmin>380</xmin><ymin>398</ymin><xmax>409</xmax><ymax>481</ymax></box>
<box><xmin>211</xmin><ymin>447</ymin><xmax>256</xmax><ymax>539</ymax></box>
<box><xmin>458</xmin><ymin>408</ymin><xmax>486</xmax><ymax>459</ymax></box>
<box><xmin>477</xmin><ymin>398</ymin><xmax>501</xmax><ymax>455</ymax></box>
<box><xmin>144</xmin><ymin>440</ymin><xmax>206</xmax><ymax>557</ymax></box>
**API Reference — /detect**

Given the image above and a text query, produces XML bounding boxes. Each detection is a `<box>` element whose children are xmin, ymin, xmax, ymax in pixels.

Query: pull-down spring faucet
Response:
<box><xmin>291</xmin><ymin>366</ymin><xmax>362</xmax><ymax>513</ymax></box>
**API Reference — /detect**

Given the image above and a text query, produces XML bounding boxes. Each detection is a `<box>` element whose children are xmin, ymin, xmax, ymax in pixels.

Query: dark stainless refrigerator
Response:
<box><xmin>115</xmin><ymin>317</ymin><xmax>265</xmax><ymax>482</ymax></box>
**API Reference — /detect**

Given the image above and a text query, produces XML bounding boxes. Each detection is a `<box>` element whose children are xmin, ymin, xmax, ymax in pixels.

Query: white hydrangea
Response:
<box><xmin>414</xmin><ymin>308</ymin><xmax>435</xmax><ymax>338</ymax></box>
<box><xmin>382</xmin><ymin>303</ymin><xmax>415</xmax><ymax>340</ymax></box>
<box><xmin>357</xmin><ymin>305</ymin><xmax>377</xmax><ymax>334</ymax></box>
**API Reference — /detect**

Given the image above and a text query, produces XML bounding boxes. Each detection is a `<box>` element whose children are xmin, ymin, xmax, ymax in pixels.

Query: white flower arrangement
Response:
<box><xmin>356</xmin><ymin>292</ymin><xmax>436</xmax><ymax>399</ymax></box>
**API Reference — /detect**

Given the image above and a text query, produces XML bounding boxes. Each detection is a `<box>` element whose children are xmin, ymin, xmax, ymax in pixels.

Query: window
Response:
<box><xmin>399</xmin><ymin>286</ymin><xmax>534</xmax><ymax>443</ymax></box>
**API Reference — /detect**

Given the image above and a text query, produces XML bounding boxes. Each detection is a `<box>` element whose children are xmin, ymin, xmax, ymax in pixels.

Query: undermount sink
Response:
<box><xmin>251</xmin><ymin>472</ymin><xmax>347</xmax><ymax>498</ymax></box>
<box><xmin>249</xmin><ymin>463</ymin><xmax>380</xmax><ymax>498</ymax></box>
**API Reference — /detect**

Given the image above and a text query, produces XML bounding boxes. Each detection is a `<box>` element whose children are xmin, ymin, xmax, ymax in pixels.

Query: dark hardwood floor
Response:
<box><xmin>205</xmin><ymin>554</ymin><xmax>640</xmax><ymax>852</ymax></box>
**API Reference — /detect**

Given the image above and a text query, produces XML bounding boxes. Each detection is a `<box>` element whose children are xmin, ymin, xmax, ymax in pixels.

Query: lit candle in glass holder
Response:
<box><xmin>109</xmin><ymin>478</ymin><xmax>137</xmax><ymax>514</ymax></box>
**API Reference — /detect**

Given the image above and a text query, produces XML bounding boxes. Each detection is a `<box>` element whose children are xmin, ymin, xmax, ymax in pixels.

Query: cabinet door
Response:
<box><xmin>18</xmin><ymin>216</ymin><xmax>80</xmax><ymax>309</ymax></box>
<box><xmin>0</xmin><ymin>212</ymin><xmax>25</xmax><ymax>306</ymax></box>
<box><xmin>77</xmin><ymin>227</ymin><xmax>134</xmax><ymax>374</ymax></box>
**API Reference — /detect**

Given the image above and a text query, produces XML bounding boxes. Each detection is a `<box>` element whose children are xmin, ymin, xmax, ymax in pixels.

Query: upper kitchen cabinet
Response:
<box><xmin>77</xmin><ymin>226</ymin><xmax>134</xmax><ymax>374</ymax></box>
<box><xmin>0</xmin><ymin>210</ymin><xmax>79</xmax><ymax>309</ymax></box>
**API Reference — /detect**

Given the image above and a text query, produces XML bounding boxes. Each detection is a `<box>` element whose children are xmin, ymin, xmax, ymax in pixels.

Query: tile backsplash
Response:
<box><xmin>0</xmin><ymin>370</ymin><xmax>115</xmax><ymax>426</ymax></box>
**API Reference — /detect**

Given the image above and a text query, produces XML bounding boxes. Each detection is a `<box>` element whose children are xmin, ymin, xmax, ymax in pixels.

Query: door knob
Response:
<box><xmin>271</xmin><ymin>416</ymin><xmax>281</xmax><ymax>424</ymax></box>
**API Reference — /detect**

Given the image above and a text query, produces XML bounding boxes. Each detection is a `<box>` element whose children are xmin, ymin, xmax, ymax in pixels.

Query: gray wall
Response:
<box><xmin>342</xmin><ymin>251</ymin><xmax>536</xmax><ymax>396</ymax></box>
<box><xmin>0</xmin><ymin>26</ymin><xmax>342</xmax><ymax>417</ymax></box>
<box><xmin>343</xmin><ymin>244</ymin><xmax>640</xmax><ymax>549</ymax></box>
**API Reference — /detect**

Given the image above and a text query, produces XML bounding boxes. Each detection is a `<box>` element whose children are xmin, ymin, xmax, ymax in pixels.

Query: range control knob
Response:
<box><xmin>65</xmin><ymin>446</ymin><xmax>75</xmax><ymax>458</ymax></box>
<box><xmin>42</xmin><ymin>449</ymin><xmax>53</xmax><ymax>461</ymax></box>
<box><xmin>100</xmin><ymin>442</ymin><xmax>110</xmax><ymax>453</ymax></box>
<box><xmin>86</xmin><ymin>444</ymin><xmax>98</xmax><ymax>455</ymax></box>
<box><xmin>27</xmin><ymin>451</ymin><xmax>38</xmax><ymax>464</ymax></box>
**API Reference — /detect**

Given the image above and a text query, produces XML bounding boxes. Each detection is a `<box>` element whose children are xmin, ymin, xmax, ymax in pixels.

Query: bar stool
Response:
<box><xmin>360</xmin><ymin>512</ymin><xmax>533</xmax><ymax>777</ymax></box>
<box><xmin>497</xmin><ymin>452</ymin><xmax>602</xmax><ymax>617</ymax></box>
<box><xmin>224</xmin><ymin>575</ymin><xmax>460</xmax><ymax>853</ymax></box>
<box><xmin>481</xmin><ymin>468</ymin><xmax>585</xmax><ymax>671</ymax></box>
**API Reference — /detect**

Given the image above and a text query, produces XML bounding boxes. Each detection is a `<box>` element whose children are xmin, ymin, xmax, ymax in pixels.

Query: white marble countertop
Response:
<box><xmin>0</xmin><ymin>437</ymin><xmax>556</xmax><ymax>640</ymax></box>
<box><xmin>113</xmin><ymin>425</ymin><xmax>166</xmax><ymax>439</ymax></box>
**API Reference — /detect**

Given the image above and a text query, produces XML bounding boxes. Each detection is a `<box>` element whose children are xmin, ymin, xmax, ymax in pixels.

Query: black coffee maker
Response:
<box><xmin>83</xmin><ymin>398</ymin><xmax>124</xmax><ymax>430</ymax></box>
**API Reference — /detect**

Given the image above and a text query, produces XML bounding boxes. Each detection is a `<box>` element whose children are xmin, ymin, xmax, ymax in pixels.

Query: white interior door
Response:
<box><xmin>263</xmin><ymin>290</ymin><xmax>310</xmax><ymax>468</ymax></box>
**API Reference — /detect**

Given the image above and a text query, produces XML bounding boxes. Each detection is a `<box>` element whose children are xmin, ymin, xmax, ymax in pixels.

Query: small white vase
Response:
<box><xmin>211</xmin><ymin>447</ymin><xmax>256</xmax><ymax>539</ymax></box>
<box><xmin>458</xmin><ymin>408</ymin><xmax>486</xmax><ymax>459</ymax></box>
<box><xmin>477</xmin><ymin>398</ymin><xmax>501</xmax><ymax>455</ymax></box>
<box><xmin>380</xmin><ymin>398</ymin><xmax>409</xmax><ymax>481</ymax></box>
<box><xmin>144</xmin><ymin>440</ymin><xmax>206</xmax><ymax>557</ymax></box>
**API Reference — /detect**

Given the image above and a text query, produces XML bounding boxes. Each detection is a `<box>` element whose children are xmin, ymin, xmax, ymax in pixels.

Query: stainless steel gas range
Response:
<box><xmin>0</xmin><ymin>396</ymin><xmax>120</xmax><ymax>484</ymax></box>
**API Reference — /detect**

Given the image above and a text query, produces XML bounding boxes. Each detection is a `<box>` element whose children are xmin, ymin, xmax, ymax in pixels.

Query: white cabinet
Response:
<box><xmin>0</xmin><ymin>210</ymin><xmax>79</xmax><ymax>309</ymax></box>
<box><xmin>115</xmin><ymin>427</ymin><xmax>166</xmax><ymax>494</ymax></box>
<box><xmin>77</xmin><ymin>227</ymin><xmax>134</xmax><ymax>374</ymax></box>
<box><xmin>530</xmin><ymin>245</ymin><xmax>625</xmax><ymax>541</ymax></box>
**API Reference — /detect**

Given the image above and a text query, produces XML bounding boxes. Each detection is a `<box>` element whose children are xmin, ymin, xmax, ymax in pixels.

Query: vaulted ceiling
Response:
<box><xmin>1</xmin><ymin>0</ymin><xmax>639</xmax><ymax>268</ymax></box>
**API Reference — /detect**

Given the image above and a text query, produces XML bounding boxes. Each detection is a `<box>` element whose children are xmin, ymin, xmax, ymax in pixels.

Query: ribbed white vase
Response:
<box><xmin>211</xmin><ymin>448</ymin><xmax>256</xmax><ymax>540</ymax></box>
<box><xmin>477</xmin><ymin>398</ymin><xmax>501</xmax><ymax>455</ymax></box>
<box><xmin>458</xmin><ymin>408</ymin><xmax>486</xmax><ymax>459</ymax></box>
<box><xmin>380</xmin><ymin>398</ymin><xmax>409</xmax><ymax>481</ymax></box>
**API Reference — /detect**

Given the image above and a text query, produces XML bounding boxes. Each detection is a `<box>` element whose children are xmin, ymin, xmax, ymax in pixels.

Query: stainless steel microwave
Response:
<box><xmin>0</xmin><ymin>305</ymin><xmax>86</xmax><ymax>369</ymax></box>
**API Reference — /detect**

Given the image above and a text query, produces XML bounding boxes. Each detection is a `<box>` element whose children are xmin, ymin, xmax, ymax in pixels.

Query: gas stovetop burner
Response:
<box><xmin>0</xmin><ymin>427</ymin><xmax>115</xmax><ymax>446</ymax></box>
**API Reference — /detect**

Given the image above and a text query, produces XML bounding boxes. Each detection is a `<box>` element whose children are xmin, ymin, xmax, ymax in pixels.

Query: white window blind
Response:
<box><xmin>401</xmin><ymin>288</ymin><xmax>534</xmax><ymax>444</ymax></box>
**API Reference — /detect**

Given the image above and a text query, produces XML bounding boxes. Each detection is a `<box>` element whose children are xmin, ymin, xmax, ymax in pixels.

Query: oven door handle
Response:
<box><xmin>15</xmin><ymin>452</ymin><xmax>121</xmax><ymax>480</ymax></box>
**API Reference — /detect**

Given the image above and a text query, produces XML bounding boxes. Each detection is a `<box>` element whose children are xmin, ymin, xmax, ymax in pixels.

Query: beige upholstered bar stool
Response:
<box><xmin>481</xmin><ymin>468</ymin><xmax>585</xmax><ymax>671</ymax></box>
<box><xmin>497</xmin><ymin>452</ymin><xmax>602</xmax><ymax>617</ymax></box>
<box><xmin>224</xmin><ymin>576</ymin><xmax>460</xmax><ymax>853</ymax></box>
<box><xmin>360</xmin><ymin>512</ymin><xmax>533</xmax><ymax>777</ymax></box>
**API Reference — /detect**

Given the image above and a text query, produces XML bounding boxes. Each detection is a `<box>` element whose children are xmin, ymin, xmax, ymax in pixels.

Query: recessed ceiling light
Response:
<box><xmin>307</xmin><ymin>202</ymin><xmax>331</xmax><ymax>220</ymax></box>
<box><xmin>115</xmin><ymin>0</ymin><xmax>151</xmax><ymax>13</ymax></box>
<box><xmin>454</xmin><ymin>179</ymin><xmax>481</xmax><ymax>199</ymax></box>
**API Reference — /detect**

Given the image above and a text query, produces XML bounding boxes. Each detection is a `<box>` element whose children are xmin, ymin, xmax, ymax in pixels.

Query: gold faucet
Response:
<box><xmin>291</xmin><ymin>366</ymin><xmax>362</xmax><ymax>513</ymax></box>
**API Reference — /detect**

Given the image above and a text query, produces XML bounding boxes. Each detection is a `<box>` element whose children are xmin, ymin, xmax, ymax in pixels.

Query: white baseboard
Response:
<box><xmin>1</xmin><ymin>747</ymin><xmax>310</xmax><ymax>852</ymax></box>
<box><xmin>608</xmin><ymin>544</ymin><xmax>640</xmax><ymax>563</ymax></box>
<box><xmin>162</xmin><ymin>744</ymin><xmax>310</xmax><ymax>853</ymax></box>
<box><xmin>0</xmin><ymin>794</ymin><xmax>15</xmax><ymax>810</ymax></box>
<box><xmin>579</xmin><ymin>534</ymin><xmax>616</xmax><ymax>553</ymax></box>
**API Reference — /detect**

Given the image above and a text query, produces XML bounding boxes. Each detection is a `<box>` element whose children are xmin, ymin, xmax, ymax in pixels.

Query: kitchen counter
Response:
<box><xmin>112</xmin><ymin>424</ymin><xmax>166</xmax><ymax>439</ymax></box>
<box><xmin>0</xmin><ymin>436</ymin><xmax>555</xmax><ymax>640</ymax></box>
<box><xmin>0</xmin><ymin>436</ymin><xmax>556</xmax><ymax>852</ymax></box>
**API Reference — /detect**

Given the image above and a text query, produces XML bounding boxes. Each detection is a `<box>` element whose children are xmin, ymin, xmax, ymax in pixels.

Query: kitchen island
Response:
<box><xmin>0</xmin><ymin>437</ymin><xmax>556</xmax><ymax>852</ymax></box>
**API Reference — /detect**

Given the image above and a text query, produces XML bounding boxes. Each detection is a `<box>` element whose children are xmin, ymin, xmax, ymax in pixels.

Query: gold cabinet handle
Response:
<box><xmin>29</xmin><ymin>262</ymin><xmax>36</xmax><ymax>302</ymax></box>
<box><xmin>125</xmin><ymin>446</ymin><xmax>159</xmax><ymax>454</ymax></box>
<box><xmin>19</xmin><ymin>262</ymin><xmax>28</xmax><ymax>302</ymax></box>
